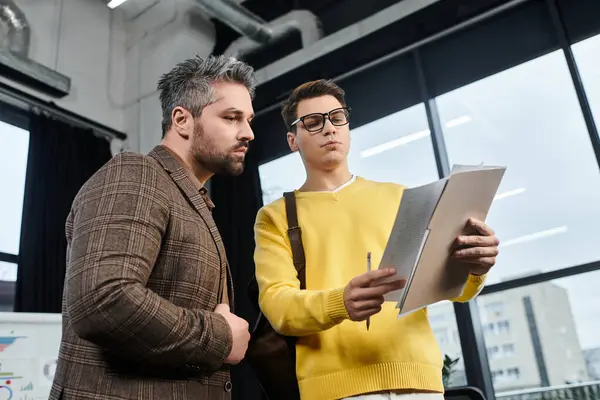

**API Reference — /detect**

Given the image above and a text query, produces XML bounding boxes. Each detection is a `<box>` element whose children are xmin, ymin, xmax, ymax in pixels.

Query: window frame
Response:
<box><xmin>0</xmin><ymin>101</ymin><xmax>30</xmax><ymax>310</ymax></box>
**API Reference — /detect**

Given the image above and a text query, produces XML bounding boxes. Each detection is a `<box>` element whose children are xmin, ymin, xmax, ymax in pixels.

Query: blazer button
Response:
<box><xmin>224</xmin><ymin>381</ymin><xmax>232</xmax><ymax>392</ymax></box>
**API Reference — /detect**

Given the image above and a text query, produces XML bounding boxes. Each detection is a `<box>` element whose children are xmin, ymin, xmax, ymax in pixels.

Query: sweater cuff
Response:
<box><xmin>468</xmin><ymin>273</ymin><xmax>487</xmax><ymax>285</ymax></box>
<box><xmin>324</xmin><ymin>287</ymin><xmax>349</xmax><ymax>323</ymax></box>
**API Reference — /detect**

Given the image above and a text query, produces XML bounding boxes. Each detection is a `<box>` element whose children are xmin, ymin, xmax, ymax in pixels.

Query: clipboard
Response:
<box><xmin>377</xmin><ymin>164</ymin><xmax>506</xmax><ymax>317</ymax></box>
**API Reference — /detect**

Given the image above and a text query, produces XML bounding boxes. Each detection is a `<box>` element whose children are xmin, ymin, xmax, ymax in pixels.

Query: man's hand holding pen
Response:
<box><xmin>343</xmin><ymin>268</ymin><xmax>406</xmax><ymax>323</ymax></box>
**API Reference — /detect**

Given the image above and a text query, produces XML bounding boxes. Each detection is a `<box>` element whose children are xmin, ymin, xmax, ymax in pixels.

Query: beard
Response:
<box><xmin>190</xmin><ymin>122</ymin><xmax>248</xmax><ymax>176</ymax></box>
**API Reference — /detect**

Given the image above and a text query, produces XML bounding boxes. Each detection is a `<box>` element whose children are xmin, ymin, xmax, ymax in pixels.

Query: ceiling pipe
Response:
<box><xmin>195</xmin><ymin>0</ymin><xmax>273</xmax><ymax>44</ymax></box>
<box><xmin>195</xmin><ymin>0</ymin><xmax>323</xmax><ymax>60</ymax></box>
<box><xmin>224</xmin><ymin>10</ymin><xmax>323</xmax><ymax>60</ymax></box>
<box><xmin>0</xmin><ymin>0</ymin><xmax>31</xmax><ymax>58</ymax></box>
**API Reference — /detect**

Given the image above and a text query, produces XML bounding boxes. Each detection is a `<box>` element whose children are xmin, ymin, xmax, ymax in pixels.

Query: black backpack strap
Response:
<box><xmin>283</xmin><ymin>192</ymin><xmax>306</xmax><ymax>290</ymax></box>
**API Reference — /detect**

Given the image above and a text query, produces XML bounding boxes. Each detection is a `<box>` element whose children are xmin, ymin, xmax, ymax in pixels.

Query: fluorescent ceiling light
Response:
<box><xmin>494</xmin><ymin>187</ymin><xmax>526</xmax><ymax>201</ymax></box>
<box><xmin>360</xmin><ymin>129</ymin><xmax>430</xmax><ymax>158</ymax></box>
<box><xmin>500</xmin><ymin>226</ymin><xmax>568</xmax><ymax>248</ymax></box>
<box><xmin>445</xmin><ymin>115</ymin><xmax>472</xmax><ymax>128</ymax></box>
<box><xmin>107</xmin><ymin>0</ymin><xmax>129</xmax><ymax>8</ymax></box>
<box><xmin>360</xmin><ymin>115</ymin><xmax>471</xmax><ymax>158</ymax></box>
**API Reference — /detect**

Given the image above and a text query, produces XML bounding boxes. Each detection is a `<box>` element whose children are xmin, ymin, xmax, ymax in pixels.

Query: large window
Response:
<box><xmin>432</xmin><ymin>29</ymin><xmax>600</xmax><ymax>397</ymax></box>
<box><xmin>0</xmin><ymin>119</ymin><xmax>29</xmax><ymax>285</ymax></box>
<box><xmin>478</xmin><ymin>270</ymin><xmax>600</xmax><ymax>394</ymax></box>
<box><xmin>347</xmin><ymin>103</ymin><xmax>439</xmax><ymax>188</ymax></box>
<box><xmin>426</xmin><ymin>41</ymin><xmax>600</xmax><ymax>388</ymax></box>
<box><xmin>428</xmin><ymin>301</ymin><xmax>467</xmax><ymax>387</ymax></box>
<box><xmin>259</xmin><ymin>151</ymin><xmax>304</xmax><ymax>205</ymax></box>
<box><xmin>436</xmin><ymin>49</ymin><xmax>600</xmax><ymax>285</ymax></box>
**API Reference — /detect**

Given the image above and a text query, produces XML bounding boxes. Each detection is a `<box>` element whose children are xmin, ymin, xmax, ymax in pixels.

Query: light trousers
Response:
<box><xmin>343</xmin><ymin>392</ymin><xmax>445</xmax><ymax>400</ymax></box>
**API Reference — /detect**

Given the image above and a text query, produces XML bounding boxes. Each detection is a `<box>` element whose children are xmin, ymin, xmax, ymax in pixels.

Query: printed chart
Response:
<box><xmin>0</xmin><ymin>313</ymin><xmax>61</xmax><ymax>400</ymax></box>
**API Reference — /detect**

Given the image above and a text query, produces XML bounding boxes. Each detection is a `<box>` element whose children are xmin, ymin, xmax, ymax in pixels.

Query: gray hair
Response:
<box><xmin>157</xmin><ymin>55</ymin><xmax>257</xmax><ymax>136</ymax></box>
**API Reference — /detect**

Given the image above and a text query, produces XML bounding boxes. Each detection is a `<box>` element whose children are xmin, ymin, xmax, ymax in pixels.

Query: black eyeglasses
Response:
<box><xmin>291</xmin><ymin>107</ymin><xmax>351</xmax><ymax>132</ymax></box>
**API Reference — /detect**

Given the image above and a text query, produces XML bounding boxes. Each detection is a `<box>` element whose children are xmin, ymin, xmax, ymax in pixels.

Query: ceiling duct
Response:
<box><xmin>224</xmin><ymin>10</ymin><xmax>322</xmax><ymax>61</ymax></box>
<box><xmin>0</xmin><ymin>0</ymin><xmax>71</xmax><ymax>97</ymax></box>
<box><xmin>195</xmin><ymin>0</ymin><xmax>323</xmax><ymax>60</ymax></box>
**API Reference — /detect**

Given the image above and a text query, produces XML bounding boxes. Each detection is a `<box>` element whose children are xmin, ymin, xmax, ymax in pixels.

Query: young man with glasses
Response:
<box><xmin>253</xmin><ymin>79</ymin><xmax>500</xmax><ymax>400</ymax></box>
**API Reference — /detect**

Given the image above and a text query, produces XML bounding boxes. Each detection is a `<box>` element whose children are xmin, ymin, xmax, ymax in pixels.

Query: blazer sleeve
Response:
<box><xmin>65</xmin><ymin>153</ymin><xmax>231</xmax><ymax>371</ymax></box>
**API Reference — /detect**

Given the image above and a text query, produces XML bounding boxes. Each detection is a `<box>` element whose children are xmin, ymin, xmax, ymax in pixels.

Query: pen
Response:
<box><xmin>366</xmin><ymin>252</ymin><xmax>371</xmax><ymax>331</ymax></box>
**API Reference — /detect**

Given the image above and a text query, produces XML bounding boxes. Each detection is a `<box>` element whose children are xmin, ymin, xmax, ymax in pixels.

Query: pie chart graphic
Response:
<box><xmin>43</xmin><ymin>359</ymin><xmax>57</xmax><ymax>381</ymax></box>
<box><xmin>0</xmin><ymin>336</ymin><xmax>24</xmax><ymax>353</ymax></box>
<box><xmin>0</xmin><ymin>385</ymin><xmax>12</xmax><ymax>400</ymax></box>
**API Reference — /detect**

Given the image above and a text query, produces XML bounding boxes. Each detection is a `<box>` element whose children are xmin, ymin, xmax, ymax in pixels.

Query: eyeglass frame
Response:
<box><xmin>290</xmin><ymin>107</ymin><xmax>351</xmax><ymax>132</ymax></box>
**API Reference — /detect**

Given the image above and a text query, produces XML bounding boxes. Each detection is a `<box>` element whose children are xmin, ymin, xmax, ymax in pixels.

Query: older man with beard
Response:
<box><xmin>50</xmin><ymin>55</ymin><xmax>256</xmax><ymax>400</ymax></box>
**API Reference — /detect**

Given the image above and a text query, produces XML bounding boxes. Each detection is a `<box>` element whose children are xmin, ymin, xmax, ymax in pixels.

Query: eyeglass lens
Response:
<box><xmin>302</xmin><ymin>108</ymin><xmax>349</xmax><ymax>132</ymax></box>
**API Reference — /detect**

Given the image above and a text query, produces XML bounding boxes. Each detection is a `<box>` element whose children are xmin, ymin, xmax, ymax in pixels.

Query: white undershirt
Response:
<box><xmin>331</xmin><ymin>175</ymin><xmax>356</xmax><ymax>192</ymax></box>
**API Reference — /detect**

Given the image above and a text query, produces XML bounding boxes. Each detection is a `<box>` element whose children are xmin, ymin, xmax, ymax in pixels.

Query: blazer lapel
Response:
<box><xmin>149</xmin><ymin>146</ymin><xmax>211</xmax><ymax>218</ymax></box>
<box><xmin>148</xmin><ymin>145</ymin><xmax>231</xmax><ymax>303</ymax></box>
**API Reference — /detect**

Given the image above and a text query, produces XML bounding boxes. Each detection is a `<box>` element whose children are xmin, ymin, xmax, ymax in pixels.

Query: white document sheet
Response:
<box><xmin>376</xmin><ymin>179</ymin><xmax>447</xmax><ymax>300</ymax></box>
<box><xmin>377</xmin><ymin>164</ymin><xmax>507</xmax><ymax>316</ymax></box>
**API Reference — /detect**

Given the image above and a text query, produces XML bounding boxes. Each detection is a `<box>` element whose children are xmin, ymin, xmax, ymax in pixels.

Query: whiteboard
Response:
<box><xmin>0</xmin><ymin>312</ymin><xmax>61</xmax><ymax>400</ymax></box>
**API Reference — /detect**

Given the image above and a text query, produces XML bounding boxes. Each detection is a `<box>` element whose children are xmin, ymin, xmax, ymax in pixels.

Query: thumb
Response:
<box><xmin>214</xmin><ymin>303</ymin><xmax>230</xmax><ymax>314</ymax></box>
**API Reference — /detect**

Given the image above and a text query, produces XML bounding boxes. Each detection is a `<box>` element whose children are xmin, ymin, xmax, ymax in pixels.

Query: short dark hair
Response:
<box><xmin>281</xmin><ymin>79</ymin><xmax>346</xmax><ymax>131</ymax></box>
<box><xmin>157</xmin><ymin>55</ymin><xmax>256</xmax><ymax>137</ymax></box>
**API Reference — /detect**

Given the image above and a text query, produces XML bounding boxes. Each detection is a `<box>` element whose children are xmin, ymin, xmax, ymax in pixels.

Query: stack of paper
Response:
<box><xmin>377</xmin><ymin>164</ymin><xmax>506</xmax><ymax>317</ymax></box>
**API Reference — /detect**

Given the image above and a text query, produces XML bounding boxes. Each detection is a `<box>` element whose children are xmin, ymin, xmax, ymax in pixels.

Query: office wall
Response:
<box><xmin>121</xmin><ymin>0</ymin><xmax>216</xmax><ymax>153</ymax></box>
<box><xmin>5</xmin><ymin>0</ymin><xmax>217</xmax><ymax>154</ymax></box>
<box><xmin>9</xmin><ymin>0</ymin><xmax>128</xmax><ymax>135</ymax></box>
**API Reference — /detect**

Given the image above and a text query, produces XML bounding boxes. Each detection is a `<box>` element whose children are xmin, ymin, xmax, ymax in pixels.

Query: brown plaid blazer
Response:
<box><xmin>49</xmin><ymin>145</ymin><xmax>235</xmax><ymax>400</ymax></box>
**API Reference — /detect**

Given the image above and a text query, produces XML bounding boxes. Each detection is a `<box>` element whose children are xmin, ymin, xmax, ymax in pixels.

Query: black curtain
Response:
<box><xmin>211</xmin><ymin>148</ymin><xmax>265</xmax><ymax>400</ymax></box>
<box><xmin>14</xmin><ymin>112</ymin><xmax>113</xmax><ymax>313</ymax></box>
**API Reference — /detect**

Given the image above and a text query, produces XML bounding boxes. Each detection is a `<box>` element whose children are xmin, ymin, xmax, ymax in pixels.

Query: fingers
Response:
<box><xmin>466</xmin><ymin>218</ymin><xmax>495</xmax><ymax>236</ymax></box>
<box><xmin>454</xmin><ymin>246</ymin><xmax>499</xmax><ymax>259</ymax></box>
<box><xmin>351</xmin><ymin>306</ymin><xmax>383</xmax><ymax>321</ymax></box>
<box><xmin>352</xmin><ymin>297</ymin><xmax>385</xmax><ymax>311</ymax></box>
<box><xmin>363</xmin><ymin>280</ymin><xmax>406</xmax><ymax>298</ymax></box>
<box><xmin>454</xmin><ymin>218</ymin><xmax>500</xmax><ymax>268</ymax></box>
<box><xmin>455</xmin><ymin>234</ymin><xmax>499</xmax><ymax>248</ymax></box>
<box><xmin>345</xmin><ymin>278</ymin><xmax>406</xmax><ymax>321</ymax></box>
<box><xmin>353</xmin><ymin>268</ymin><xmax>397</xmax><ymax>288</ymax></box>
<box><xmin>348</xmin><ymin>279</ymin><xmax>405</xmax><ymax>303</ymax></box>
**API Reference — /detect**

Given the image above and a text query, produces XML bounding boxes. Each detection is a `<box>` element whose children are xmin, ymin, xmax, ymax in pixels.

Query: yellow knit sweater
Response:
<box><xmin>254</xmin><ymin>177</ymin><xmax>486</xmax><ymax>400</ymax></box>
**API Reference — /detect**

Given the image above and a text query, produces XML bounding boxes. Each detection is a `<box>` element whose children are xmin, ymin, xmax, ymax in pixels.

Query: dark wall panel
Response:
<box><xmin>252</xmin><ymin>0</ymin><xmax>515</xmax><ymax>112</ymax></box>
<box><xmin>252</xmin><ymin>108</ymin><xmax>289</xmax><ymax>165</ymax></box>
<box><xmin>420</xmin><ymin>0</ymin><xmax>559</xmax><ymax>98</ymax></box>
<box><xmin>558</xmin><ymin>0</ymin><xmax>600</xmax><ymax>44</ymax></box>
<box><xmin>338</xmin><ymin>53</ymin><xmax>421</xmax><ymax>129</ymax></box>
